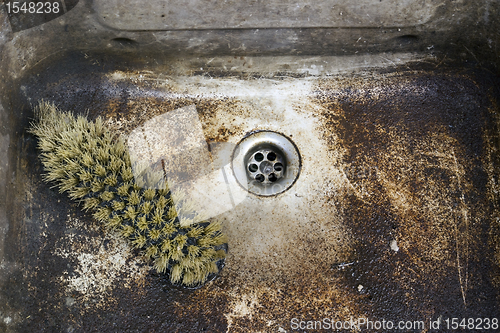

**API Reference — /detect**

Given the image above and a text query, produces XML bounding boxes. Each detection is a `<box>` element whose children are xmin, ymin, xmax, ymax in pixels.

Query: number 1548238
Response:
<box><xmin>6</xmin><ymin>2</ymin><xmax>60</xmax><ymax>14</ymax></box>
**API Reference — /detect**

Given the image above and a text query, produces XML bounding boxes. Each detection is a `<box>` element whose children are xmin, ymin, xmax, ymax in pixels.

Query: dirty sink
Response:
<box><xmin>1</xmin><ymin>1</ymin><xmax>500</xmax><ymax>332</ymax></box>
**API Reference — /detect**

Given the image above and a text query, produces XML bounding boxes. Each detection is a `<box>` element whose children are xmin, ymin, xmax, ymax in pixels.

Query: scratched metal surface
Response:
<box><xmin>0</xmin><ymin>51</ymin><xmax>499</xmax><ymax>332</ymax></box>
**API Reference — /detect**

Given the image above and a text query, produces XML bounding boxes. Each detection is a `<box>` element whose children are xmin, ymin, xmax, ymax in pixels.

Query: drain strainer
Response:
<box><xmin>232</xmin><ymin>131</ymin><xmax>301</xmax><ymax>196</ymax></box>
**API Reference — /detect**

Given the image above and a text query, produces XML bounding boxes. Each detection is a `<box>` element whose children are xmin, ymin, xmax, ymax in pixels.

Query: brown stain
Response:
<box><xmin>88</xmin><ymin>70</ymin><xmax>369</xmax><ymax>331</ymax></box>
<box><xmin>4</xmin><ymin>51</ymin><xmax>500</xmax><ymax>332</ymax></box>
<box><xmin>483</xmin><ymin>99</ymin><xmax>500</xmax><ymax>298</ymax></box>
<box><xmin>103</xmin><ymin>95</ymin><xmax>227</xmax><ymax>137</ymax></box>
<box><xmin>94</xmin><ymin>80</ymin><xmax>246</xmax><ymax>184</ymax></box>
<box><xmin>198</xmin><ymin>99</ymin><xmax>247</xmax><ymax>143</ymax></box>
<box><xmin>98</xmin><ymin>78</ymin><xmax>247</xmax><ymax>142</ymax></box>
<box><xmin>313</xmin><ymin>70</ymin><xmax>500</xmax><ymax>320</ymax></box>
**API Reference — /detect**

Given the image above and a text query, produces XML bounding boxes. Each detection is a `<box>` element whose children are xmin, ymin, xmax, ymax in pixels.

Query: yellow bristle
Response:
<box><xmin>161</xmin><ymin>239</ymin><xmax>173</xmax><ymax>252</ymax></box>
<box><xmin>108</xmin><ymin>156</ymin><xmax>123</xmax><ymax>173</ymax></box>
<box><xmin>187</xmin><ymin>226</ymin><xmax>203</xmax><ymax>238</ymax></box>
<box><xmin>93</xmin><ymin>207</ymin><xmax>112</xmax><ymax>222</ymax></box>
<box><xmin>111</xmin><ymin>138</ymin><xmax>126</xmax><ymax>157</ymax></box>
<box><xmin>78</xmin><ymin>169</ymin><xmax>93</xmax><ymax>182</ymax></box>
<box><xmin>123</xmin><ymin>206</ymin><xmax>137</xmax><ymax>221</ymax></box>
<box><xmin>128</xmin><ymin>190</ymin><xmax>140</xmax><ymax>206</ymax></box>
<box><xmin>83</xmin><ymin>197</ymin><xmax>101</xmax><ymax>211</ymax></box>
<box><xmin>215</xmin><ymin>249</ymin><xmax>226</xmax><ymax>260</ymax></box>
<box><xmin>187</xmin><ymin>245</ymin><xmax>200</xmax><ymax>257</ymax></box>
<box><xmin>182</xmin><ymin>269</ymin><xmax>196</xmax><ymax>286</ymax></box>
<box><xmin>174</xmin><ymin>234</ymin><xmax>188</xmax><ymax>249</ymax></box>
<box><xmin>190</xmin><ymin>256</ymin><xmax>206</xmax><ymax>272</ymax></box>
<box><xmin>180</xmin><ymin>256</ymin><xmax>197</xmax><ymax>270</ymax></box>
<box><xmin>197</xmin><ymin>233</ymin><xmax>227</xmax><ymax>248</ymax></box>
<box><xmin>104</xmin><ymin>175</ymin><xmax>117</xmax><ymax>186</ymax></box>
<box><xmin>170</xmin><ymin>264</ymin><xmax>183</xmax><ymax>284</ymax></box>
<box><xmin>167</xmin><ymin>206</ymin><xmax>177</xmax><ymax>219</ymax></box>
<box><xmin>96</xmin><ymin>147</ymin><xmax>110</xmax><ymax>163</ymax></box>
<box><xmin>149</xmin><ymin>228</ymin><xmax>161</xmax><ymax>241</ymax></box>
<box><xmin>42</xmin><ymin>152</ymin><xmax>62</xmax><ymax>164</ymax></box>
<box><xmin>171</xmin><ymin>246</ymin><xmax>184</xmax><ymax>261</ymax></box>
<box><xmin>204</xmin><ymin>221</ymin><xmax>223</xmax><ymax>235</ymax></box>
<box><xmin>196</xmin><ymin>267</ymin><xmax>211</xmax><ymax>286</ymax></box>
<box><xmin>145</xmin><ymin>245</ymin><xmax>159</xmax><ymax>258</ymax></box>
<box><xmin>64</xmin><ymin>158</ymin><xmax>82</xmax><ymax>175</ymax></box>
<box><xmin>59</xmin><ymin>176</ymin><xmax>80</xmax><ymax>193</ymax></box>
<box><xmin>107</xmin><ymin>215</ymin><xmax>123</xmax><ymax>229</ymax></box>
<box><xmin>120</xmin><ymin>225</ymin><xmax>135</xmax><ymax>238</ymax></box>
<box><xmin>137</xmin><ymin>216</ymin><xmax>148</xmax><ymax>231</ymax></box>
<box><xmin>143</xmin><ymin>188</ymin><xmax>156</xmax><ymax>201</ymax></box>
<box><xmin>156</xmin><ymin>195</ymin><xmax>169</xmax><ymax>210</ymax></box>
<box><xmin>69</xmin><ymin>186</ymin><xmax>90</xmax><ymax>199</ymax></box>
<box><xmin>45</xmin><ymin>168</ymin><xmax>66</xmax><ymax>182</ymax></box>
<box><xmin>93</xmin><ymin>117</ymin><xmax>104</xmax><ymax>136</ymax></box>
<box><xmin>200</xmin><ymin>248</ymin><xmax>216</xmax><ymax>261</ymax></box>
<box><xmin>121</xmin><ymin>166</ymin><xmax>134</xmax><ymax>182</ymax></box>
<box><xmin>94</xmin><ymin>164</ymin><xmax>107</xmax><ymax>178</ymax></box>
<box><xmin>91</xmin><ymin>179</ymin><xmax>104</xmax><ymax>193</ymax></box>
<box><xmin>162</xmin><ymin>222</ymin><xmax>176</xmax><ymax>237</ymax></box>
<box><xmin>75</xmin><ymin>115</ymin><xmax>88</xmax><ymax>129</ymax></box>
<box><xmin>213</xmin><ymin>233</ymin><xmax>228</xmax><ymax>246</ymax></box>
<box><xmin>197</xmin><ymin>235</ymin><xmax>213</xmax><ymax>248</ymax></box>
<box><xmin>117</xmin><ymin>183</ymin><xmax>130</xmax><ymax>197</ymax></box>
<box><xmin>112</xmin><ymin>200</ymin><xmax>126</xmax><ymax>211</ymax></box>
<box><xmin>100</xmin><ymin>191</ymin><xmax>114</xmax><ymax>202</ymax></box>
<box><xmin>140</xmin><ymin>201</ymin><xmax>153</xmax><ymax>215</ymax></box>
<box><xmin>39</xmin><ymin>137</ymin><xmax>56</xmax><ymax>152</ymax></box>
<box><xmin>152</xmin><ymin>208</ymin><xmax>164</xmax><ymax>225</ymax></box>
<box><xmin>158</xmin><ymin>187</ymin><xmax>169</xmax><ymax>196</ymax></box>
<box><xmin>81</xmin><ymin>153</ymin><xmax>94</xmax><ymax>168</ymax></box>
<box><xmin>83</xmin><ymin>137</ymin><xmax>97</xmax><ymax>152</ymax></box>
<box><xmin>153</xmin><ymin>254</ymin><xmax>169</xmax><ymax>273</ymax></box>
<box><xmin>208</xmin><ymin>261</ymin><xmax>219</xmax><ymax>274</ymax></box>
<box><xmin>132</xmin><ymin>234</ymin><xmax>147</xmax><ymax>248</ymax></box>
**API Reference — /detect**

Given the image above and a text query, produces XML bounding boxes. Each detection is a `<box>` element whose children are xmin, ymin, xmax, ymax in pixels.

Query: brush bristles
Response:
<box><xmin>29</xmin><ymin>101</ymin><xmax>227</xmax><ymax>287</ymax></box>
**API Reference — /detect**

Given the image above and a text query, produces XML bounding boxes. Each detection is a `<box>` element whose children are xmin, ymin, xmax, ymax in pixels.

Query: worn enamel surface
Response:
<box><xmin>0</xmin><ymin>52</ymin><xmax>498</xmax><ymax>332</ymax></box>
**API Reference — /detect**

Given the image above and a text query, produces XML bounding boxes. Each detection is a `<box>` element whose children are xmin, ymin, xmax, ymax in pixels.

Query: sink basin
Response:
<box><xmin>1</xmin><ymin>1</ymin><xmax>500</xmax><ymax>332</ymax></box>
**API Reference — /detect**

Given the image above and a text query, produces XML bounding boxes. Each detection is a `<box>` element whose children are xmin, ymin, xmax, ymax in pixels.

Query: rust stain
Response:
<box><xmin>484</xmin><ymin>99</ymin><xmax>500</xmax><ymax>297</ymax></box>
<box><xmin>314</xmin><ymin>71</ymin><xmax>499</xmax><ymax>320</ymax></box>
<box><xmin>4</xmin><ymin>54</ymin><xmax>500</xmax><ymax>332</ymax></box>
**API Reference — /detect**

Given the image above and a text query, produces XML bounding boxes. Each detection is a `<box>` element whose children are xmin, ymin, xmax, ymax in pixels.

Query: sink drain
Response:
<box><xmin>247</xmin><ymin>149</ymin><xmax>285</xmax><ymax>184</ymax></box>
<box><xmin>232</xmin><ymin>131</ymin><xmax>301</xmax><ymax>196</ymax></box>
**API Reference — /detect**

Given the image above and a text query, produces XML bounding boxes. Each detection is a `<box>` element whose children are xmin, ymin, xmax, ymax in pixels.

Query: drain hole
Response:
<box><xmin>235</xmin><ymin>131</ymin><xmax>301</xmax><ymax>196</ymax></box>
<box><xmin>255</xmin><ymin>174</ymin><xmax>265</xmax><ymax>182</ymax></box>
<box><xmin>396</xmin><ymin>35</ymin><xmax>419</xmax><ymax>45</ymax></box>
<box><xmin>111</xmin><ymin>37</ymin><xmax>138</xmax><ymax>46</ymax></box>
<box><xmin>267</xmin><ymin>152</ymin><xmax>277</xmax><ymax>161</ymax></box>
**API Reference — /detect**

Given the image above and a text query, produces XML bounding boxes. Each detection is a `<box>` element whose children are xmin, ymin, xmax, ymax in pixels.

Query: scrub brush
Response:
<box><xmin>29</xmin><ymin>101</ymin><xmax>227</xmax><ymax>287</ymax></box>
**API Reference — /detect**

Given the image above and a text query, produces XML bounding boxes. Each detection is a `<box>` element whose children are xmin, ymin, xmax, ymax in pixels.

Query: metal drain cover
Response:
<box><xmin>232</xmin><ymin>131</ymin><xmax>301</xmax><ymax>196</ymax></box>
